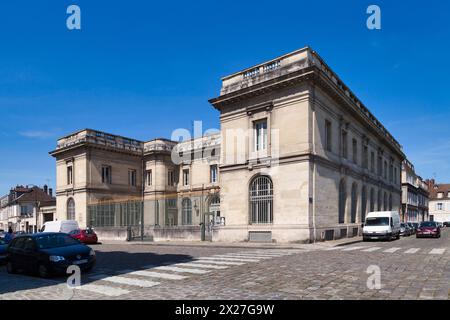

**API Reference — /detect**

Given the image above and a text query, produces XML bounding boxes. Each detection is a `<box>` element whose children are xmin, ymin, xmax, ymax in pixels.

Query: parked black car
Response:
<box><xmin>444</xmin><ymin>221</ymin><xmax>450</xmax><ymax>227</ymax></box>
<box><xmin>407</xmin><ymin>222</ymin><xmax>416</xmax><ymax>235</ymax></box>
<box><xmin>6</xmin><ymin>232</ymin><xmax>96</xmax><ymax>278</ymax></box>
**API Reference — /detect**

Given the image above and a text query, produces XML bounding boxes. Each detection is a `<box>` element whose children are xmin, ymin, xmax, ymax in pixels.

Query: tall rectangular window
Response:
<box><xmin>371</xmin><ymin>152</ymin><xmax>375</xmax><ymax>172</ymax></box>
<box><xmin>384</xmin><ymin>161</ymin><xmax>388</xmax><ymax>179</ymax></box>
<box><xmin>102</xmin><ymin>165</ymin><xmax>112</xmax><ymax>184</ymax></box>
<box><xmin>168</xmin><ymin>169</ymin><xmax>175</xmax><ymax>186</ymax></box>
<box><xmin>341</xmin><ymin>130</ymin><xmax>348</xmax><ymax>159</ymax></box>
<box><xmin>146</xmin><ymin>170</ymin><xmax>152</xmax><ymax>186</ymax></box>
<box><xmin>389</xmin><ymin>163</ymin><xmax>394</xmax><ymax>182</ymax></box>
<box><xmin>67</xmin><ymin>166</ymin><xmax>73</xmax><ymax>185</ymax></box>
<box><xmin>378</xmin><ymin>156</ymin><xmax>382</xmax><ymax>176</ymax></box>
<box><xmin>352</xmin><ymin>138</ymin><xmax>358</xmax><ymax>163</ymax></box>
<box><xmin>183</xmin><ymin>169</ymin><xmax>190</xmax><ymax>186</ymax></box>
<box><xmin>254</xmin><ymin>119</ymin><xmax>267</xmax><ymax>151</ymax></box>
<box><xmin>394</xmin><ymin>167</ymin><xmax>398</xmax><ymax>184</ymax></box>
<box><xmin>437</xmin><ymin>203</ymin><xmax>443</xmax><ymax>210</ymax></box>
<box><xmin>325</xmin><ymin>120</ymin><xmax>332</xmax><ymax>152</ymax></box>
<box><xmin>128</xmin><ymin>169</ymin><xmax>137</xmax><ymax>187</ymax></box>
<box><xmin>363</xmin><ymin>145</ymin><xmax>368</xmax><ymax>169</ymax></box>
<box><xmin>210</xmin><ymin>165</ymin><xmax>218</xmax><ymax>183</ymax></box>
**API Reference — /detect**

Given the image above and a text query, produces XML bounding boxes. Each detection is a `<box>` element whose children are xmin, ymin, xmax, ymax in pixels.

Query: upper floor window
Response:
<box><xmin>183</xmin><ymin>169</ymin><xmax>190</xmax><ymax>186</ymax></box>
<box><xmin>341</xmin><ymin>130</ymin><xmax>348</xmax><ymax>159</ymax></box>
<box><xmin>20</xmin><ymin>205</ymin><xmax>30</xmax><ymax>216</ymax></box>
<box><xmin>67</xmin><ymin>165</ymin><xmax>73</xmax><ymax>185</ymax></box>
<box><xmin>370</xmin><ymin>152</ymin><xmax>375</xmax><ymax>172</ymax></box>
<box><xmin>146</xmin><ymin>170</ymin><xmax>152</xmax><ymax>186</ymax></box>
<box><xmin>436</xmin><ymin>203</ymin><xmax>443</xmax><ymax>210</ymax></box>
<box><xmin>128</xmin><ymin>169</ymin><xmax>137</xmax><ymax>187</ymax></box>
<box><xmin>389</xmin><ymin>162</ymin><xmax>393</xmax><ymax>182</ymax></box>
<box><xmin>384</xmin><ymin>161</ymin><xmax>388</xmax><ymax>179</ymax></box>
<box><xmin>362</xmin><ymin>145</ymin><xmax>368</xmax><ymax>169</ymax></box>
<box><xmin>254</xmin><ymin>119</ymin><xmax>267</xmax><ymax>151</ymax></box>
<box><xmin>377</xmin><ymin>156</ymin><xmax>382</xmax><ymax>176</ymax></box>
<box><xmin>352</xmin><ymin>138</ymin><xmax>358</xmax><ymax>163</ymax></box>
<box><xmin>210</xmin><ymin>165</ymin><xmax>218</xmax><ymax>183</ymax></box>
<box><xmin>325</xmin><ymin>120</ymin><xmax>332</xmax><ymax>152</ymax></box>
<box><xmin>168</xmin><ymin>169</ymin><xmax>175</xmax><ymax>186</ymax></box>
<box><xmin>102</xmin><ymin>165</ymin><xmax>112</xmax><ymax>184</ymax></box>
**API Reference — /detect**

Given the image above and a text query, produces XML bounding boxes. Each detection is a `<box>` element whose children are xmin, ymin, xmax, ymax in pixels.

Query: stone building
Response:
<box><xmin>0</xmin><ymin>185</ymin><xmax>56</xmax><ymax>232</ymax></box>
<box><xmin>401</xmin><ymin>159</ymin><xmax>429</xmax><ymax>222</ymax></box>
<box><xmin>50</xmin><ymin>47</ymin><xmax>405</xmax><ymax>242</ymax></box>
<box><xmin>427</xmin><ymin>179</ymin><xmax>450</xmax><ymax>223</ymax></box>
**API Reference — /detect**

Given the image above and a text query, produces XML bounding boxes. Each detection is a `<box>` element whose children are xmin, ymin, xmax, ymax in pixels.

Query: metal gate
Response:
<box><xmin>87</xmin><ymin>200</ymin><xmax>144</xmax><ymax>240</ymax></box>
<box><xmin>202</xmin><ymin>212</ymin><xmax>214</xmax><ymax>241</ymax></box>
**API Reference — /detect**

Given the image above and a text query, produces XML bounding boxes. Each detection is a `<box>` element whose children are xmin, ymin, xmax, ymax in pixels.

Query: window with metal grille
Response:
<box><xmin>182</xmin><ymin>198</ymin><xmax>192</xmax><ymax>225</ymax></box>
<box><xmin>249</xmin><ymin>176</ymin><xmax>273</xmax><ymax>224</ymax></box>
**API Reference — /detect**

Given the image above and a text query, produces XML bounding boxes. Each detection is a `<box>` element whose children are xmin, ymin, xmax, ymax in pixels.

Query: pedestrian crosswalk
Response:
<box><xmin>72</xmin><ymin>249</ymin><xmax>298</xmax><ymax>298</ymax></box>
<box><xmin>322</xmin><ymin>245</ymin><xmax>447</xmax><ymax>256</ymax></box>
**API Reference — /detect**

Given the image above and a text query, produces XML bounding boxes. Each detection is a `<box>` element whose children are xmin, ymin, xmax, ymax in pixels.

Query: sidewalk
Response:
<box><xmin>100</xmin><ymin>236</ymin><xmax>363</xmax><ymax>250</ymax></box>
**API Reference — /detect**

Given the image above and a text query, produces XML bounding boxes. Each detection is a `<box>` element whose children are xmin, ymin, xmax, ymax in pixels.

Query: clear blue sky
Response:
<box><xmin>0</xmin><ymin>0</ymin><xmax>449</xmax><ymax>195</ymax></box>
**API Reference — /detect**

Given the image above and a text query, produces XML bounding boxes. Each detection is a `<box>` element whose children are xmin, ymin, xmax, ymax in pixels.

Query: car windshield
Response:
<box><xmin>35</xmin><ymin>234</ymin><xmax>80</xmax><ymax>249</ymax></box>
<box><xmin>419</xmin><ymin>222</ymin><xmax>436</xmax><ymax>228</ymax></box>
<box><xmin>365</xmin><ymin>217</ymin><xmax>389</xmax><ymax>226</ymax></box>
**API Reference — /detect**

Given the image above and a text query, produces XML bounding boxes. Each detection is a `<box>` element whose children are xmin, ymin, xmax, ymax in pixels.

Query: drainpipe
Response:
<box><xmin>311</xmin><ymin>85</ymin><xmax>317</xmax><ymax>244</ymax></box>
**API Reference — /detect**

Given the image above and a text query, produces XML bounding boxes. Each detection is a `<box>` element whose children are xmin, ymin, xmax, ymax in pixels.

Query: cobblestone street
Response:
<box><xmin>1</xmin><ymin>229</ymin><xmax>449</xmax><ymax>300</ymax></box>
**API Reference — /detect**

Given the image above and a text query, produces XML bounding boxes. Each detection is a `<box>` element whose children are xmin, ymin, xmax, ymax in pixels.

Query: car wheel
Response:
<box><xmin>6</xmin><ymin>261</ymin><xmax>17</xmax><ymax>274</ymax></box>
<box><xmin>38</xmin><ymin>264</ymin><xmax>50</xmax><ymax>278</ymax></box>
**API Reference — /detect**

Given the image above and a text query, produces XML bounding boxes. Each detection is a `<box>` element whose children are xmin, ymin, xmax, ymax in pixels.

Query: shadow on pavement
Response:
<box><xmin>0</xmin><ymin>249</ymin><xmax>195</xmax><ymax>296</ymax></box>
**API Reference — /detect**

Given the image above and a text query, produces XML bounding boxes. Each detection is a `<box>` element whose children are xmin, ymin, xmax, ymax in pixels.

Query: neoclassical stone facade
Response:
<box><xmin>50</xmin><ymin>47</ymin><xmax>405</xmax><ymax>242</ymax></box>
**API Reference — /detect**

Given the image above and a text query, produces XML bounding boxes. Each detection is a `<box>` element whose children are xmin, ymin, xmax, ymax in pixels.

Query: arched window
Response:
<box><xmin>67</xmin><ymin>198</ymin><xmax>75</xmax><ymax>221</ymax></box>
<box><xmin>389</xmin><ymin>194</ymin><xmax>393</xmax><ymax>211</ymax></box>
<box><xmin>378</xmin><ymin>190</ymin><xmax>382</xmax><ymax>211</ymax></box>
<box><xmin>249</xmin><ymin>176</ymin><xmax>273</xmax><ymax>224</ymax></box>
<box><xmin>351</xmin><ymin>183</ymin><xmax>358</xmax><ymax>223</ymax></box>
<box><xmin>182</xmin><ymin>198</ymin><xmax>192</xmax><ymax>225</ymax></box>
<box><xmin>384</xmin><ymin>192</ymin><xmax>388</xmax><ymax>211</ymax></box>
<box><xmin>338</xmin><ymin>179</ymin><xmax>347</xmax><ymax>224</ymax></box>
<box><xmin>370</xmin><ymin>188</ymin><xmax>375</xmax><ymax>212</ymax></box>
<box><xmin>361</xmin><ymin>186</ymin><xmax>367</xmax><ymax>222</ymax></box>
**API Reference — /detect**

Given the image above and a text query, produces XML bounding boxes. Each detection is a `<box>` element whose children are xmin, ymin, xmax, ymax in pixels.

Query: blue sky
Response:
<box><xmin>0</xmin><ymin>0</ymin><xmax>449</xmax><ymax>194</ymax></box>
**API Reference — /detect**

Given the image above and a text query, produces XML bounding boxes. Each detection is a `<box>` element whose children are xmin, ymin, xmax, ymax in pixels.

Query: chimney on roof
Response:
<box><xmin>43</xmin><ymin>185</ymin><xmax>48</xmax><ymax>194</ymax></box>
<box><xmin>49</xmin><ymin>188</ymin><xmax>53</xmax><ymax>197</ymax></box>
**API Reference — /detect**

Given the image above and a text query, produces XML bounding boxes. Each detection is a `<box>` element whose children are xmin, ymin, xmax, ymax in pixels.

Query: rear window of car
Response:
<box><xmin>84</xmin><ymin>229</ymin><xmax>95</xmax><ymax>234</ymax></box>
<box><xmin>419</xmin><ymin>222</ymin><xmax>436</xmax><ymax>228</ymax></box>
<box><xmin>35</xmin><ymin>234</ymin><xmax>80</xmax><ymax>249</ymax></box>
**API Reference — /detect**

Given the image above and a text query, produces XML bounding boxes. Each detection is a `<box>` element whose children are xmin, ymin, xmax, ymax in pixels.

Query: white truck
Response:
<box><xmin>363</xmin><ymin>211</ymin><xmax>401</xmax><ymax>241</ymax></box>
<box><xmin>40</xmin><ymin>220</ymin><xmax>79</xmax><ymax>234</ymax></box>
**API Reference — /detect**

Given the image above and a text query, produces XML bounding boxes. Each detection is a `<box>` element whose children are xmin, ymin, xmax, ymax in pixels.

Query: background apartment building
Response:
<box><xmin>401</xmin><ymin>159</ymin><xmax>429</xmax><ymax>222</ymax></box>
<box><xmin>427</xmin><ymin>179</ymin><xmax>450</xmax><ymax>223</ymax></box>
<box><xmin>50</xmin><ymin>47</ymin><xmax>405</xmax><ymax>243</ymax></box>
<box><xmin>0</xmin><ymin>185</ymin><xmax>56</xmax><ymax>232</ymax></box>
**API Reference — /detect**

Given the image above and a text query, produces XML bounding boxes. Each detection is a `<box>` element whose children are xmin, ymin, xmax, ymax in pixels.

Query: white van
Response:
<box><xmin>363</xmin><ymin>211</ymin><xmax>401</xmax><ymax>241</ymax></box>
<box><xmin>40</xmin><ymin>220</ymin><xmax>79</xmax><ymax>234</ymax></box>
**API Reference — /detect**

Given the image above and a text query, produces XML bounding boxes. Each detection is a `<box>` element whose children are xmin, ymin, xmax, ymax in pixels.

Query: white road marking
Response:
<box><xmin>152</xmin><ymin>266</ymin><xmax>210</xmax><ymax>274</ymax></box>
<box><xmin>216</xmin><ymin>254</ymin><xmax>272</xmax><ymax>259</ymax></box>
<box><xmin>89</xmin><ymin>274</ymin><xmax>160</xmax><ymax>288</ymax></box>
<box><xmin>129</xmin><ymin>270</ymin><xmax>188</xmax><ymax>280</ymax></box>
<box><xmin>383</xmin><ymin>247</ymin><xmax>402</xmax><ymax>253</ymax></box>
<box><xmin>175</xmin><ymin>263</ymin><xmax>228</xmax><ymax>270</ymax></box>
<box><xmin>74</xmin><ymin>283</ymin><xmax>130</xmax><ymax>297</ymax></box>
<box><xmin>342</xmin><ymin>246</ymin><xmax>366</xmax><ymax>251</ymax></box>
<box><xmin>361</xmin><ymin>247</ymin><xmax>382</xmax><ymax>252</ymax></box>
<box><xmin>404</xmin><ymin>248</ymin><xmax>420</xmax><ymax>254</ymax></box>
<box><xmin>200</xmin><ymin>256</ymin><xmax>260</xmax><ymax>262</ymax></box>
<box><xmin>324</xmin><ymin>247</ymin><xmax>344</xmax><ymax>251</ymax></box>
<box><xmin>194</xmin><ymin>259</ymin><xmax>245</xmax><ymax>266</ymax></box>
<box><xmin>429</xmin><ymin>248</ymin><xmax>446</xmax><ymax>255</ymax></box>
<box><xmin>231</xmin><ymin>252</ymin><xmax>286</xmax><ymax>257</ymax></box>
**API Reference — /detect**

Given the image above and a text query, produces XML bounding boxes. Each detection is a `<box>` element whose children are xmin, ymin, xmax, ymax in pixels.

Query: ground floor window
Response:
<box><xmin>249</xmin><ymin>176</ymin><xmax>273</xmax><ymax>224</ymax></box>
